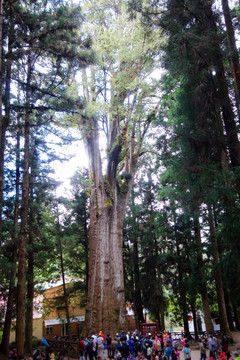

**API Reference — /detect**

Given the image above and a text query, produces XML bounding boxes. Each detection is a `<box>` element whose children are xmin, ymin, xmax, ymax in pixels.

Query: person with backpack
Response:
<box><xmin>86</xmin><ymin>337</ymin><xmax>94</xmax><ymax>360</ymax></box>
<box><xmin>97</xmin><ymin>333</ymin><xmax>104</xmax><ymax>360</ymax></box>
<box><xmin>199</xmin><ymin>339</ymin><xmax>207</xmax><ymax>360</ymax></box>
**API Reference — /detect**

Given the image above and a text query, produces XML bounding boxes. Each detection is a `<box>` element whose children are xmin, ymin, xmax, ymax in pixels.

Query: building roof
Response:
<box><xmin>45</xmin><ymin>315</ymin><xmax>85</xmax><ymax>325</ymax></box>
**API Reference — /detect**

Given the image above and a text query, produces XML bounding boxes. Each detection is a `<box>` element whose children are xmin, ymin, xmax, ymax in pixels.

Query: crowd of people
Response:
<box><xmin>8</xmin><ymin>329</ymin><xmax>240</xmax><ymax>360</ymax></box>
<box><xmin>77</xmin><ymin>329</ymin><xmax>239</xmax><ymax>360</ymax></box>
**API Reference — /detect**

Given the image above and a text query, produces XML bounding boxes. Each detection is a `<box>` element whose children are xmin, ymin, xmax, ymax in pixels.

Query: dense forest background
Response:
<box><xmin>0</xmin><ymin>0</ymin><xmax>240</xmax><ymax>357</ymax></box>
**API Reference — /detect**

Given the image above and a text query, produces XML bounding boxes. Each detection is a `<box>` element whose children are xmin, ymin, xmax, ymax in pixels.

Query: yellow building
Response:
<box><xmin>9</xmin><ymin>280</ymin><xmax>86</xmax><ymax>343</ymax></box>
<box><xmin>42</xmin><ymin>281</ymin><xmax>85</xmax><ymax>341</ymax></box>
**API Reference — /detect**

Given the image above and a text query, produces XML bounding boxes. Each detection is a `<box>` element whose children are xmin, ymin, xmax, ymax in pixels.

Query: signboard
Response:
<box><xmin>140</xmin><ymin>321</ymin><xmax>159</xmax><ymax>336</ymax></box>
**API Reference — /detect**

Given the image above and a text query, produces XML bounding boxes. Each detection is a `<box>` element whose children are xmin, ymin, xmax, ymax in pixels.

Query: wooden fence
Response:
<box><xmin>48</xmin><ymin>337</ymin><xmax>79</xmax><ymax>358</ymax></box>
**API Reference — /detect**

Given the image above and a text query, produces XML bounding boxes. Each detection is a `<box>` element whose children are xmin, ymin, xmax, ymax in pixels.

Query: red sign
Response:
<box><xmin>140</xmin><ymin>321</ymin><xmax>159</xmax><ymax>336</ymax></box>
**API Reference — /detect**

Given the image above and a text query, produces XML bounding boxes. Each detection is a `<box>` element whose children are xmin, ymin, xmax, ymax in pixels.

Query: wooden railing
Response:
<box><xmin>48</xmin><ymin>337</ymin><xmax>79</xmax><ymax>358</ymax></box>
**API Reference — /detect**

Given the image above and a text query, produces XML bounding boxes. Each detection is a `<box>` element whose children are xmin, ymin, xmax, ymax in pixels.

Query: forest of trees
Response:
<box><xmin>0</xmin><ymin>0</ymin><xmax>240</xmax><ymax>357</ymax></box>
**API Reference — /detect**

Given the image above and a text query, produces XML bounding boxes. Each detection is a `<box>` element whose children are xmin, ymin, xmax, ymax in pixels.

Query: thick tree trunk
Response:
<box><xmin>25</xmin><ymin>229</ymin><xmax>34</xmax><ymax>355</ymax></box>
<box><xmin>208</xmin><ymin>205</ymin><xmax>230</xmax><ymax>334</ymax></box>
<box><xmin>156</xmin><ymin>266</ymin><xmax>165</xmax><ymax>332</ymax></box>
<box><xmin>16</xmin><ymin>114</ymin><xmax>30</xmax><ymax>356</ymax></box>
<box><xmin>133</xmin><ymin>236</ymin><xmax>144</xmax><ymax>328</ymax></box>
<box><xmin>205</xmin><ymin>3</ymin><xmax>240</xmax><ymax>167</ymax></box>
<box><xmin>60</xmin><ymin>238</ymin><xmax>71</xmax><ymax>339</ymax></box>
<box><xmin>0</xmin><ymin>247</ymin><xmax>17</xmax><ymax>356</ymax></box>
<box><xmin>224</xmin><ymin>290</ymin><xmax>235</xmax><ymax>331</ymax></box>
<box><xmin>86</xmin><ymin>183</ymin><xmax>127</xmax><ymax>335</ymax></box>
<box><xmin>174</xmin><ymin>227</ymin><xmax>190</xmax><ymax>338</ymax></box>
<box><xmin>190</xmin><ymin>301</ymin><xmax>198</xmax><ymax>341</ymax></box>
<box><xmin>232</xmin><ymin>303</ymin><xmax>240</xmax><ymax>330</ymax></box>
<box><xmin>84</xmin><ymin>116</ymin><xmax>139</xmax><ymax>334</ymax></box>
<box><xmin>16</xmin><ymin>50</ymin><xmax>32</xmax><ymax>357</ymax></box>
<box><xmin>130</xmin><ymin>194</ymin><xmax>144</xmax><ymax>328</ymax></box>
<box><xmin>221</xmin><ymin>0</ymin><xmax>240</xmax><ymax>120</ymax></box>
<box><xmin>154</xmin><ymin>240</ymin><xmax>165</xmax><ymax>332</ymax></box>
<box><xmin>194</xmin><ymin>218</ymin><xmax>214</xmax><ymax>334</ymax></box>
<box><xmin>83</xmin><ymin>206</ymin><xmax>89</xmax><ymax>292</ymax></box>
<box><xmin>25</xmin><ymin>140</ymin><xmax>38</xmax><ymax>354</ymax></box>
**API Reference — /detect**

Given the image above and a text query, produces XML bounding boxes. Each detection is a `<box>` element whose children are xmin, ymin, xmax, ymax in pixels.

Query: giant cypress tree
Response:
<box><xmin>76</xmin><ymin>0</ymin><xmax>163</xmax><ymax>335</ymax></box>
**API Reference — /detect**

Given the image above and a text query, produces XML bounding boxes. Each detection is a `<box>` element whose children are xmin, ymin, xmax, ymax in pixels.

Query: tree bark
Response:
<box><xmin>16</xmin><ymin>49</ymin><xmax>32</xmax><ymax>357</ymax></box>
<box><xmin>190</xmin><ymin>300</ymin><xmax>198</xmax><ymax>341</ymax></box>
<box><xmin>83</xmin><ymin>202</ymin><xmax>89</xmax><ymax>292</ymax></box>
<box><xmin>86</xmin><ymin>178</ymin><xmax>128</xmax><ymax>335</ymax></box>
<box><xmin>221</xmin><ymin>0</ymin><xmax>240</xmax><ymax>120</ymax></box>
<box><xmin>156</xmin><ymin>265</ymin><xmax>165</xmax><ymax>332</ymax></box>
<box><xmin>154</xmin><ymin>239</ymin><xmax>165</xmax><ymax>332</ymax></box>
<box><xmin>174</xmin><ymin>222</ymin><xmax>190</xmax><ymax>338</ymax></box>
<box><xmin>208</xmin><ymin>205</ymin><xmax>230</xmax><ymax>334</ymax></box>
<box><xmin>232</xmin><ymin>302</ymin><xmax>240</xmax><ymax>330</ymax></box>
<box><xmin>133</xmin><ymin>235</ymin><xmax>144</xmax><ymax>328</ymax></box>
<box><xmin>84</xmin><ymin>115</ymin><xmax>138</xmax><ymax>335</ymax></box>
<box><xmin>224</xmin><ymin>290</ymin><xmax>235</xmax><ymax>331</ymax></box>
<box><xmin>130</xmin><ymin>195</ymin><xmax>144</xmax><ymax>329</ymax></box>
<box><xmin>194</xmin><ymin>218</ymin><xmax>214</xmax><ymax>334</ymax></box>
<box><xmin>25</xmin><ymin>144</ymin><xmax>38</xmax><ymax>355</ymax></box>
<box><xmin>205</xmin><ymin>3</ymin><xmax>240</xmax><ymax>168</ymax></box>
<box><xmin>60</xmin><ymin>237</ymin><xmax>71</xmax><ymax>339</ymax></box>
<box><xmin>25</xmin><ymin>229</ymin><xmax>34</xmax><ymax>355</ymax></box>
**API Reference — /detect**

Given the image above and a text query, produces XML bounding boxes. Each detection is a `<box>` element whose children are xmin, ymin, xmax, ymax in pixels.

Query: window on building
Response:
<box><xmin>46</xmin><ymin>326</ymin><xmax>53</xmax><ymax>335</ymax></box>
<box><xmin>61</xmin><ymin>323</ymin><xmax>68</xmax><ymax>336</ymax></box>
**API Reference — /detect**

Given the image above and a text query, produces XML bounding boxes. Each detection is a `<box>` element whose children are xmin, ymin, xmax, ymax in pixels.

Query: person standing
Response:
<box><xmin>97</xmin><ymin>333</ymin><xmax>104</xmax><ymax>360</ymax></box>
<box><xmin>166</xmin><ymin>335</ymin><xmax>173</xmax><ymax>351</ymax></box>
<box><xmin>106</xmin><ymin>334</ymin><xmax>113</xmax><ymax>359</ymax></box>
<box><xmin>183</xmin><ymin>344</ymin><xmax>191</xmax><ymax>360</ymax></box>
<box><xmin>221</xmin><ymin>333</ymin><xmax>229</xmax><ymax>353</ymax></box>
<box><xmin>86</xmin><ymin>337</ymin><xmax>94</xmax><ymax>360</ymax></box>
<box><xmin>165</xmin><ymin>344</ymin><xmax>172</xmax><ymax>360</ymax></box>
<box><xmin>79</xmin><ymin>337</ymin><xmax>86</xmax><ymax>360</ymax></box>
<box><xmin>199</xmin><ymin>339</ymin><xmax>207</xmax><ymax>360</ymax></box>
<box><xmin>153</xmin><ymin>336</ymin><xmax>161</xmax><ymax>355</ymax></box>
<box><xmin>208</xmin><ymin>334</ymin><xmax>219</xmax><ymax>359</ymax></box>
<box><xmin>146</xmin><ymin>343</ymin><xmax>152</xmax><ymax>360</ymax></box>
<box><xmin>128</xmin><ymin>337</ymin><xmax>135</xmax><ymax>357</ymax></box>
<box><xmin>232</xmin><ymin>351</ymin><xmax>240</xmax><ymax>360</ymax></box>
